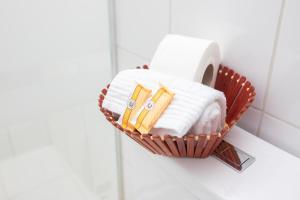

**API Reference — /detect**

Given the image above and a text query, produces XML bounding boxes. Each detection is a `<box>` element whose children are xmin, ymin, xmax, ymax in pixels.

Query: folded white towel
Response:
<box><xmin>102</xmin><ymin>69</ymin><xmax>226</xmax><ymax>137</ymax></box>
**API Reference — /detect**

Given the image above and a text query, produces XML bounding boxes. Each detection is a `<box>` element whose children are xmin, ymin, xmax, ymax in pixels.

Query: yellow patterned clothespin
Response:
<box><xmin>121</xmin><ymin>84</ymin><xmax>152</xmax><ymax>131</ymax></box>
<box><xmin>133</xmin><ymin>85</ymin><xmax>175</xmax><ymax>134</ymax></box>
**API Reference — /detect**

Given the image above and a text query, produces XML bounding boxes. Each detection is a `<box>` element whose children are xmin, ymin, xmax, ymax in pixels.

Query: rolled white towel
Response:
<box><xmin>102</xmin><ymin>69</ymin><xmax>226</xmax><ymax>137</ymax></box>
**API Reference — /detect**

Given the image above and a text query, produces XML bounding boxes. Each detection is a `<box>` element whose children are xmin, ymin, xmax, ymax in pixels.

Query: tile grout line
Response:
<box><xmin>168</xmin><ymin>0</ymin><xmax>172</xmax><ymax>33</ymax></box>
<box><xmin>44</xmin><ymin>117</ymin><xmax>55</xmax><ymax>148</ymax></box>
<box><xmin>0</xmin><ymin>170</ymin><xmax>10</xmax><ymax>200</ymax></box>
<box><xmin>117</xmin><ymin>45</ymin><xmax>150</xmax><ymax>62</ymax></box>
<box><xmin>82</xmin><ymin>106</ymin><xmax>94</xmax><ymax>190</ymax></box>
<box><xmin>256</xmin><ymin>0</ymin><xmax>286</xmax><ymax>137</ymax></box>
<box><xmin>107</xmin><ymin>0</ymin><xmax>125</xmax><ymax>199</ymax></box>
<box><xmin>5</xmin><ymin>127</ymin><xmax>16</xmax><ymax>157</ymax></box>
<box><xmin>7</xmin><ymin>174</ymin><xmax>65</xmax><ymax>200</ymax></box>
<box><xmin>264</xmin><ymin>111</ymin><xmax>300</xmax><ymax>130</ymax></box>
<box><xmin>249</xmin><ymin>105</ymin><xmax>263</xmax><ymax>112</ymax></box>
<box><xmin>108</xmin><ymin>0</ymin><xmax>119</xmax><ymax>77</ymax></box>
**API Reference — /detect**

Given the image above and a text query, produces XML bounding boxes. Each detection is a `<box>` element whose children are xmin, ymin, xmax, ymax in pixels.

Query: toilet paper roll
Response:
<box><xmin>150</xmin><ymin>34</ymin><xmax>221</xmax><ymax>87</ymax></box>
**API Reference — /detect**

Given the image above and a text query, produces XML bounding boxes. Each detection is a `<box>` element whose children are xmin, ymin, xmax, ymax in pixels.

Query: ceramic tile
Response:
<box><xmin>77</xmin><ymin>52</ymin><xmax>112</xmax><ymax>100</ymax></box>
<box><xmin>14</xmin><ymin>176</ymin><xmax>97</xmax><ymax>200</ymax></box>
<box><xmin>36</xmin><ymin>147</ymin><xmax>70</xmax><ymax>180</ymax></box>
<box><xmin>120</xmin><ymin>133</ymin><xmax>153</xmax><ymax>163</ymax></box>
<box><xmin>0</xmin><ymin>66</ymin><xmax>41</xmax><ymax>94</ymax></box>
<box><xmin>117</xmin><ymin>48</ymin><xmax>149</xmax><ymax>71</ymax></box>
<box><xmin>9</xmin><ymin>119</ymin><xmax>51</xmax><ymax>154</ymax></box>
<box><xmin>0</xmin><ymin>182</ymin><xmax>8</xmax><ymax>200</ymax></box>
<box><xmin>0</xmin><ymin>147</ymin><xmax>96</xmax><ymax>200</ymax></box>
<box><xmin>237</xmin><ymin>107</ymin><xmax>262</xmax><ymax>135</ymax></box>
<box><xmin>171</xmin><ymin>0</ymin><xmax>282</xmax><ymax>109</ymax></box>
<box><xmin>0</xmin><ymin>56</ymin><xmax>111</xmax><ymax>129</ymax></box>
<box><xmin>40</xmin><ymin>52</ymin><xmax>112</xmax><ymax>113</ymax></box>
<box><xmin>123</xmin><ymin>161</ymin><xmax>199</xmax><ymax>200</ymax></box>
<box><xmin>84</xmin><ymin>101</ymin><xmax>118</xmax><ymax>200</ymax></box>
<box><xmin>115</xmin><ymin>0</ymin><xmax>170</xmax><ymax>59</ymax></box>
<box><xmin>121</xmin><ymin>136</ymin><xmax>199</xmax><ymax>200</ymax></box>
<box><xmin>0</xmin><ymin>0</ymin><xmax>110</xmax><ymax>70</ymax></box>
<box><xmin>0</xmin><ymin>84</ymin><xmax>46</xmax><ymax>127</ymax></box>
<box><xmin>259</xmin><ymin>114</ymin><xmax>300</xmax><ymax>158</ymax></box>
<box><xmin>0</xmin><ymin>154</ymin><xmax>39</xmax><ymax>198</ymax></box>
<box><xmin>47</xmin><ymin>106</ymin><xmax>92</xmax><ymax>188</ymax></box>
<box><xmin>0</xmin><ymin>0</ymin><xmax>111</xmax><ymax>126</ymax></box>
<box><xmin>0</xmin><ymin>146</ymin><xmax>65</xmax><ymax>198</ymax></box>
<box><xmin>265</xmin><ymin>0</ymin><xmax>300</xmax><ymax>127</ymax></box>
<box><xmin>0</xmin><ymin>128</ymin><xmax>13</xmax><ymax>161</ymax></box>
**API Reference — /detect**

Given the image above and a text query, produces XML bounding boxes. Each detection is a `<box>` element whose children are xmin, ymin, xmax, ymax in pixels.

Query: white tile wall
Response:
<box><xmin>0</xmin><ymin>84</ymin><xmax>47</xmax><ymax>127</ymax></box>
<box><xmin>265</xmin><ymin>0</ymin><xmax>300</xmax><ymax>127</ymax></box>
<box><xmin>237</xmin><ymin>107</ymin><xmax>262</xmax><ymax>135</ymax></box>
<box><xmin>117</xmin><ymin>48</ymin><xmax>149</xmax><ymax>71</ymax></box>
<box><xmin>14</xmin><ymin>177</ymin><xmax>97</xmax><ymax>200</ymax></box>
<box><xmin>9</xmin><ymin>119</ymin><xmax>51</xmax><ymax>155</ymax></box>
<box><xmin>115</xmin><ymin>0</ymin><xmax>300</xmax><ymax>198</ymax></box>
<box><xmin>0</xmin><ymin>147</ymin><xmax>65</xmax><ymax>198</ymax></box>
<box><xmin>260</xmin><ymin>114</ymin><xmax>300</xmax><ymax>158</ymax></box>
<box><xmin>84</xmin><ymin>101</ymin><xmax>119</xmax><ymax>200</ymax></box>
<box><xmin>115</xmin><ymin>0</ymin><xmax>170</xmax><ymax>59</ymax></box>
<box><xmin>0</xmin><ymin>0</ymin><xmax>119</xmax><ymax>199</ymax></box>
<box><xmin>0</xmin><ymin>147</ymin><xmax>97</xmax><ymax>200</ymax></box>
<box><xmin>47</xmin><ymin>106</ymin><xmax>92</xmax><ymax>187</ymax></box>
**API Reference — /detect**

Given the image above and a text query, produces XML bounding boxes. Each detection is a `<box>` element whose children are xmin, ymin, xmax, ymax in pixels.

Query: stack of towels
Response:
<box><xmin>102</xmin><ymin>69</ymin><xmax>226</xmax><ymax>137</ymax></box>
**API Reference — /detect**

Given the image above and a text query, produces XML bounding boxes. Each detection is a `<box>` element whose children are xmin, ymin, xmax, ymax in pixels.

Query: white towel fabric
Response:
<box><xmin>102</xmin><ymin>69</ymin><xmax>226</xmax><ymax>137</ymax></box>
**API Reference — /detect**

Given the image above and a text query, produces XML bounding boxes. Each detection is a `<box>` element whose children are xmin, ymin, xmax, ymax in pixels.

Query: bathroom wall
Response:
<box><xmin>0</xmin><ymin>0</ymin><xmax>119</xmax><ymax>199</ymax></box>
<box><xmin>115</xmin><ymin>0</ymin><xmax>300</xmax><ymax>198</ymax></box>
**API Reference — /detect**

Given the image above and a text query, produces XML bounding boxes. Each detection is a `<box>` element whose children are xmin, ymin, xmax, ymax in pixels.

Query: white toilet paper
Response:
<box><xmin>150</xmin><ymin>34</ymin><xmax>221</xmax><ymax>87</ymax></box>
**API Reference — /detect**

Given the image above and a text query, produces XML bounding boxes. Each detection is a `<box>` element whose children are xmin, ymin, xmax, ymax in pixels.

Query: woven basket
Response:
<box><xmin>98</xmin><ymin>64</ymin><xmax>255</xmax><ymax>158</ymax></box>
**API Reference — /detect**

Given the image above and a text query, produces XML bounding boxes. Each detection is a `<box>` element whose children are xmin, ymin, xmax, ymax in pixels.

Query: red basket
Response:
<box><xmin>98</xmin><ymin>64</ymin><xmax>255</xmax><ymax>158</ymax></box>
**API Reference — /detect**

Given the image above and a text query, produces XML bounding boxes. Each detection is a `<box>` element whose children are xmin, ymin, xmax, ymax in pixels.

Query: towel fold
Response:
<box><xmin>102</xmin><ymin>69</ymin><xmax>226</xmax><ymax>137</ymax></box>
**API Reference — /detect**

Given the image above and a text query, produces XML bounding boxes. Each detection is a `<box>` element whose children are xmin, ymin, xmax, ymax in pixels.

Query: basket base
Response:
<box><xmin>214</xmin><ymin>140</ymin><xmax>255</xmax><ymax>172</ymax></box>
